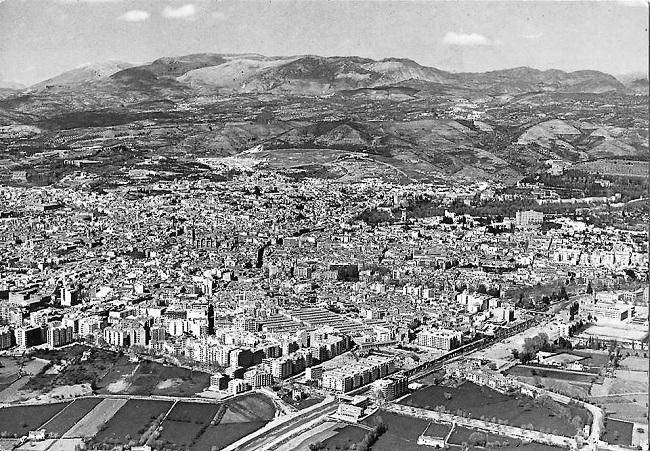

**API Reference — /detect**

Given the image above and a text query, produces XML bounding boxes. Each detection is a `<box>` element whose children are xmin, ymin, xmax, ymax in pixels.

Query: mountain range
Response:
<box><xmin>0</xmin><ymin>53</ymin><xmax>646</xmax><ymax>186</ymax></box>
<box><xmin>14</xmin><ymin>53</ymin><xmax>641</xmax><ymax>94</ymax></box>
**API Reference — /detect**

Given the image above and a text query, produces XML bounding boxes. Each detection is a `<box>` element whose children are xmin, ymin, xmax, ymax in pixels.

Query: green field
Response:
<box><xmin>601</xmin><ymin>418</ymin><xmax>634</xmax><ymax>446</ymax></box>
<box><xmin>362</xmin><ymin>411</ymin><xmax>430</xmax><ymax>451</ymax></box>
<box><xmin>320</xmin><ymin>424</ymin><xmax>368</xmax><ymax>450</ymax></box>
<box><xmin>190</xmin><ymin>420</ymin><xmax>269</xmax><ymax>451</ymax></box>
<box><xmin>92</xmin><ymin>399</ymin><xmax>172</xmax><ymax>447</ymax></box>
<box><xmin>400</xmin><ymin>381</ymin><xmax>591</xmax><ymax>436</ymax></box>
<box><xmin>447</xmin><ymin>425</ymin><xmax>521</xmax><ymax>447</ymax></box>
<box><xmin>41</xmin><ymin>398</ymin><xmax>103</xmax><ymax>436</ymax></box>
<box><xmin>158</xmin><ymin>402</ymin><xmax>221</xmax><ymax>449</ymax></box>
<box><xmin>106</xmin><ymin>360</ymin><xmax>210</xmax><ymax>397</ymax></box>
<box><xmin>0</xmin><ymin>402</ymin><xmax>70</xmax><ymax>437</ymax></box>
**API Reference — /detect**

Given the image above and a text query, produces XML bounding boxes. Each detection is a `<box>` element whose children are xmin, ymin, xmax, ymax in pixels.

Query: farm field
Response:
<box><xmin>220</xmin><ymin>393</ymin><xmax>277</xmax><ymax>423</ymax></box>
<box><xmin>157</xmin><ymin>401</ymin><xmax>221</xmax><ymax>449</ymax></box>
<box><xmin>361</xmin><ymin>410</ymin><xmax>431</xmax><ymax>451</ymax></box>
<box><xmin>190</xmin><ymin>420</ymin><xmax>269</xmax><ymax>451</ymax></box>
<box><xmin>590</xmin><ymin>356</ymin><xmax>649</xmax><ymax>424</ymax></box>
<box><xmin>92</xmin><ymin>399</ymin><xmax>172</xmax><ymax>446</ymax></box>
<box><xmin>399</xmin><ymin>381</ymin><xmax>591</xmax><ymax>436</ymax></box>
<box><xmin>601</xmin><ymin>418</ymin><xmax>634</xmax><ymax>446</ymax></box>
<box><xmin>63</xmin><ymin>398</ymin><xmax>127</xmax><ymax>438</ymax></box>
<box><xmin>0</xmin><ymin>402</ymin><xmax>69</xmax><ymax>437</ymax></box>
<box><xmin>40</xmin><ymin>398</ymin><xmax>103</xmax><ymax>436</ymax></box>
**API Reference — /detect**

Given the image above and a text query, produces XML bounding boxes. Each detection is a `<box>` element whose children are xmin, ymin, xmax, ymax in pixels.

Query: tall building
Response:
<box><xmin>47</xmin><ymin>322</ymin><xmax>74</xmax><ymax>348</ymax></box>
<box><xmin>515</xmin><ymin>210</ymin><xmax>543</xmax><ymax>228</ymax></box>
<box><xmin>416</xmin><ymin>328</ymin><xmax>462</xmax><ymax>350</ymax></box>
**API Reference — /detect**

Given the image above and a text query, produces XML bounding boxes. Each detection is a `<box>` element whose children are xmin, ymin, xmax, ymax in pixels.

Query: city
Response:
<box><xmin>0</xmin><ymin>1</ymin><xmax>648</xmax><ymax>451</ymax></box>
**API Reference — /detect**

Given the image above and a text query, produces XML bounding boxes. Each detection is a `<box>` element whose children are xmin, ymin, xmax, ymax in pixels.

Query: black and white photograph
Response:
<box><xmin>0</xmin><ymin>0</ymin><xmax>648</xmax><ymax>450</ymax></box>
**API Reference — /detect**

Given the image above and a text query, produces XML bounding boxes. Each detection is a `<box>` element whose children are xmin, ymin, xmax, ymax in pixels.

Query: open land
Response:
<box><xmin>399</xmin><ymin>381</ymin><xmax>591</xmax><ymax>436</ymax></box>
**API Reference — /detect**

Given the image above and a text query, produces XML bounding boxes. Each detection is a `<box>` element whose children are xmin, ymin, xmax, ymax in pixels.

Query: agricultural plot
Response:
<box><xmin>63</xmin><ymin>398</ymin><xmax>127</xmax><ymax>438</ymax></box>
<box><xmin>220</xmin><ymin>393</ymin><xmax>277</xmax><ymax>423</ymax></box>
<box><xmin>400</xmin><ymin>381</ymin><xmax>591</xmax><ymax>436</ymax></box>
<box><xmin>92</xmin><ymin>399</ymin><xmax>172</xmax><ymax>446</ymax></box>
<box><xmin>190</xmin><ymin>420</ymin><xmax>269</xmax><ymax>451</ymax></box>
<box><xmin>157</xmin><ymin>402</ymin><xmax>221</xmax><ymax>449</ymax></box>
<box><xmin>361</xmin><ymin>410</ymin><xmax>430</xmax><ymax>451</ymax></box>
<box><xmin>601</xmin><ymin>418</ymin><xmax>634</xmax><ymax>446</ymax></box>
<box><xmin>40</xmin><ymin>398</ymin><xmax>103</xmax><ymax>436</ymax></box>
<box><xmin>0</xmin><ymin>402</ymin><xmax>69</xmax><ymax>437</ymax></box>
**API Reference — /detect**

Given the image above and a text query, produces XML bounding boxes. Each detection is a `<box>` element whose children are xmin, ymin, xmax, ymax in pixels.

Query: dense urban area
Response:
<box><xmin>0</xmin><ymin>52</ymin><xmax>648</xmax><ymax>451</ymax></box>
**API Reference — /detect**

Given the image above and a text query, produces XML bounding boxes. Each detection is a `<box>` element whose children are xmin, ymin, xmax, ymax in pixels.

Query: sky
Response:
<box><xmin>0</xmin><ymin>0</ymin><xmax>648</xmax><ymax>86</ymax></box>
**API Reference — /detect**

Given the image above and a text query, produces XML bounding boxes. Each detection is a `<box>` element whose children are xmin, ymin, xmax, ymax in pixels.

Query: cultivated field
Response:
<box><xmin>361</xmin><ymin>410</ymin><xmax>430</xmax><ymax>451</ymax></box>
<box><xmin>0</xmin><ymin>402</ymin><xmax>69</xmax><ymax>437</ymax></box>
<box><xmin>63</xmin><ymin>398</ymin><xmax>127</xmax><ymax>438</ymax></box>
<box><xmin>190</xmin><ymin>420</ymin><xmax>269</xmax><ymax>451</ymax></box>
<box><xmin>92</xmin><ymin>399</ymin><xmax>172</xmax><ymax>446</ymax></box>
<box><xmin>40</xmin><ymin>398</ymin><xmax>103</xmax><ymax>436</ymax></box>
<box><xmin>220</xmin><ymin>393</ymin><xmax>277</xmax><ymax>423</ymax></box>
<box><xmin>158</xmin><ymin>401</ymin><xmax>221</xmax><ymax>449</ymax></box>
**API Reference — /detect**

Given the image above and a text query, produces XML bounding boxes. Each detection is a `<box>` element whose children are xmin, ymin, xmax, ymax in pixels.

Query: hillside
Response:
<box><xmin>0</xmin><ymin>54</ymin><xmax>646</xmax><ymax>186</ymax></box>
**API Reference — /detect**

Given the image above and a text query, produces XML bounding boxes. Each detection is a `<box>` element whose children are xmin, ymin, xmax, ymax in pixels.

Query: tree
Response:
<box><xmin>469</xmin><ymin>432</ymin><xmax>487</xmax><ymax>446</ymax></box>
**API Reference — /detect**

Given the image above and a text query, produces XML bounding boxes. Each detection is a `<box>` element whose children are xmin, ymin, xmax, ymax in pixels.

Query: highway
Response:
<box><xmin>229</xmin><ymin>399</ymin><xmax>338</xmax><ymax>451</ymax></box>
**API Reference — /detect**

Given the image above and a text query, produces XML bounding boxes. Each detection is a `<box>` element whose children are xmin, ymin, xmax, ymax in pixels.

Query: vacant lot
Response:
<box><xmin>320</xmin><ymin>424</ymin><xmax>368</xmax><ymax>450</ymax></box>
<box><xmin>361</xmin><ymin>410</ymin><xmax>430</xmax><ymax>451</ymax></box>
<box><xmin>25</xmin><ymin>346</ymin><xmax>133</xmax><ymax>394</ymax></box>
<box><xmin>220</xmin><ymin>393</ymin><xmax>277</xmax><ymax>423</ymax></box>
<box><xmin>40</xmin><ymin>398</ymin><xmax>103</xmax><ymax>436</ymax></box>
<box><xmin>191</xmin><ymin>420</ymin><xmax>269</xmax><ymax>451</ymax></box>
<box><xmin>63</xmin><ymin>398</ymin><xmax>127</xmax><ymax>438</ymax></box>
<box><xmin>92</xmin><ymin>399</ymin><xmax>172</xmax><ymax>446</ymax></box>
<box><xmin>0</xmin><ymin>402</ymin><xmax>69</xmax><ymax>437</ymax></box>
<box><xmin>400</xmin><ymin>382</ymin><xmax>590</xmax><ymax>436</ymax></box>
<box><xmin>601</xmin><ymin>418</ymin><xmax>634</xmax><ymax>446</ymax></box>
<box><xmin>0</xmin><ymin>358</ymin><xmax>50</xmax><ymax>403</ymax></box>
<box><xmin>506</xmin><ymin>365</ymin><xmax>600</xmax><ymax>383</ymax></box>
<box><xmin>158</xmin><ymin>402</ymin><xmax>221</xmax><ymax>449</ymax></box>
<box><xmin>113</xmin><ymin>360</ymin><xmax>210</xmax><ymax>397</ymax></box>
<box><xmin>448</xmin><ymin>425</ymin><xmax>521</xmax><ymax>447</ymax></box>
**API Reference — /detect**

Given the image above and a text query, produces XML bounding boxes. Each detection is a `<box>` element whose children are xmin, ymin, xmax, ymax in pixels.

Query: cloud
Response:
<box><xmin>56</xmin><ymin>0</ymin><xmax>124</xmax><ymax>3</ymax></box>
<box><xmin>212</xmin><ymin>11</ymin><xmax>228</xmax><ymax>21</ymax></box>
<box><xmin>443</xmin><ymin>31</ymin><xmax>492</xmax><ymax>47</ymax></box>
<box><xmin>117</xmin><ymin>9</ymin><xmax>150</xmax><ymax>22</ymax></box>
<box><xmin>162</xmin><ymin>4</ymin><xmax>197</xmax><ymax>19</ymax></box>
<box><xmin>522</xmin><ymin>32</ymin><xmax>543</xmax><ymax>39</ymax></box>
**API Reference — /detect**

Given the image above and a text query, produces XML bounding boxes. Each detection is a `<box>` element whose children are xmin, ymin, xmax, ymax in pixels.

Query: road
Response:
<box><xmin>227</xmin><ymin>399</ymin><xmax>338</xmax><ymax>451</ymax></box>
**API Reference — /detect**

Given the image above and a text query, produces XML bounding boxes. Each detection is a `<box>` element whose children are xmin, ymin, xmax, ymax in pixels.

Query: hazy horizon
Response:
<box><xmin>1</xmin><ymin>0</ymin><xmax>648</xmax><ymax>86</ymax></box>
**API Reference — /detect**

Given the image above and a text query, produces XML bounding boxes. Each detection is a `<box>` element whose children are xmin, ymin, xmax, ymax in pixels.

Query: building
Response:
<box><xmin>515</xmin><ymin>210</ymin><xmax>544</xmax><ymax>228</ymax></box>
<box><xmin>210</xmin><ymin>373</ymin><xmax>230</xmax><ymax>391</ymax></box>
<box><xmin>243</xmin><ymin>369</ymin><xmax>273</xmax><ymax>389</ymax></box>
<box><xmin>103</xmin><ymin>326</ymin><xmax>129</xmax><ymax>347</ymax></box>
<box><xmin>416</xmin><ymin>328</ymin><xmax>462</xmax><ymax>350</ymax></box>
<box><xmin>15</xmin><ymin>325</ymin><xmax>46</xmax><ymax>348</ymax></box>
<box><xmin>228</xmin><ymin>378</ymin><xmax>251</xmax><ymax>395</ymax></box>
<box><xmin>47</xmin><ymin>322</ymin><xmax>74</xmax><ymax>348</ymax></box>
<box><xmin>233</xmin><ymin>316</ymin><xmax>258</xmax><ymax>333</ymax></box>
<box><xmin>0</xmin><ymin>326</ymin><xmax>13</xmax><ymax>350</ymax></box>
<box><xmin>305</xmin><ymin>365</ymin><xmax>323</xmax><ymax>381</ymax></box>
